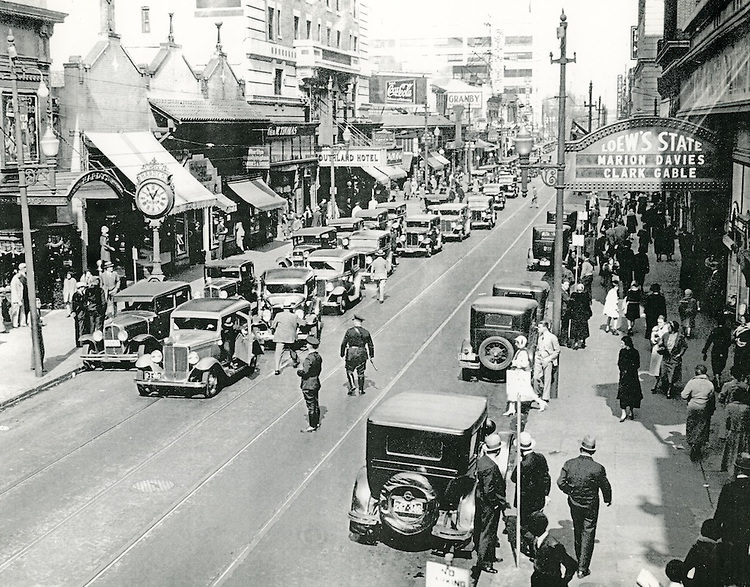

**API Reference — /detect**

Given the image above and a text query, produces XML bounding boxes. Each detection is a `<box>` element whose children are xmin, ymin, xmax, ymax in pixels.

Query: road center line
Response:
<box><xmin>210</xmin><ymin>197</ymin><xmax>551</xmax><ymax>586</ymax></box>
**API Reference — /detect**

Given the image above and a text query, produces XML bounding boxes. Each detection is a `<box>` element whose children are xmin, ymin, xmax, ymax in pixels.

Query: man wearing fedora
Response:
<box><xmin>297</xmin><ymin>336</ymin><xmax>322</xmax><ymax>432</ymax></box>
<box><xmin>510</xmin><ymin>432</ymin><xmax>551</xmax><ymax>556</ymax></box>
<box><xmin>473</xmin><ymin>433</ymin><xmax>508</xmax><ymax>577</ymax></box>
<box><xmin>101</xmin><ymin>261</ymin><xmax>120</xmax><ymax>316</ymax></box>
<box><xmin>369</xmin><ymin>251</ymin><xmax>389</xmax><ymax>304</ymax></box>
<box><xmin>340</xmin><ymin>314</ymin><xmax>374</xmax><ymax>395</ymax></box>
<box><xmin>272</xmin><ymin>304</ymin><xmax>300</xmax><ymax>375</ymax></box>
<box><xmin>714</xmin><ymin>452</ymin><xmax>750</xmax><ymax>586</ymax></box>
<box><xmin>556</xmin><ymin>435</ymin><xmax>612</xmax><ymax>579</ymax></box>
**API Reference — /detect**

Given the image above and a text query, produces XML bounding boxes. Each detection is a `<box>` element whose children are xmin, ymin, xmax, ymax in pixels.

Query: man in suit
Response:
<box><xmin>556</xmin><ymin>435</ymin><xmax>612</xmax><ymax>579</ymax></box>
<box><xmin>534</xmin><ymin>321</ymin><xmax>560</xmax><ymax>401</ymax></box>
<box><xmin>473</xmin><ymin>433</ymin><xmax>507</xmax><ymax>577</ymax></box>
<box><xmin>714</xmin><ymin>452</ymin><xmax>750</xmax><ymax>586</ymax></box>
<box><xmin>510</xmin><ymin>432</ymin><xmax>551</xmax><ymax>556</ymax></box>
<box><xmin>340</xmin><ymin>314</ymin><xmax>374</xmax><ymax>396</ymax></box>
<box><xmin>528</xmin><ymin>512</ymin><xmax>577</xmax><ymax>586</ymax></box>
<box><xmin>297</xmin><ymin>336</ymin><xmax>322</xmax><ymax>433</ymax></box>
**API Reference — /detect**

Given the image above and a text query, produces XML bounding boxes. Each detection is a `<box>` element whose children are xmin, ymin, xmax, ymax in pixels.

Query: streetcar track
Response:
<box><xmin>0</xmin><ymin>202</ymin><xmax>502</xmax><ymax>577</ymax></box>
<box><xmin>210</xmin><ymin>197</ymin><xmax>552</xmax><ymax>585</ymax></box>
<box><xmin>78</xmin><ymin>195</ymin><xmax>541</xmax><ymax>585</ymax></box>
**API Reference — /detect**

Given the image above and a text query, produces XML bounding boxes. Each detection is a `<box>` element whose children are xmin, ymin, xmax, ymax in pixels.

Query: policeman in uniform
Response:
<box><xmin>340</xmin><ymin>314</ymin><xmax>374</xmax><ymax>395</ymax></box>
<box><xmin>297</xmin><ymin>336</ymin><xmax>322</xmax><ymax>432</ymax></box>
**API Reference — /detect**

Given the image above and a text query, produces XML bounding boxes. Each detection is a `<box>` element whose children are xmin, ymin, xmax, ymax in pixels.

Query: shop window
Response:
<box><xmin>268</xmin><ymin>7</ymin><xmax>275</xmax><ymax>41</ymax></box>
<box><xmin>274</xmin><ymin>69</ymin><xmax>283</xmax><ymax>95</ymax></box>
<box><xmin>174</xmin><ymin>214</ymin><xmax>187</xmax><ymax>258</ymax></box>
<box><xmin>141</xmin><ymin>7</ymin><xmax>150</xmax><ymax>33</ymax></box>
<box><xmin>1</xmin><ymin>93</ymin><xmax>39</xmax><ymax>167</ymax></box>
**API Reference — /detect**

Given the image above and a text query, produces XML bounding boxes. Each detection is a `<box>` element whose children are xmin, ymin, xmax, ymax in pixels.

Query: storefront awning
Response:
<box><xmin>474</xmin><ymin>139</ymin><xmax>497</xmax><ymax>150</ymax></box>
<box><xmin>86</xmin><ymin>132</ymin><xmax>236</xmax><ymax>214</ymax></box>
<box><xmin>226</xmin><ymin>178</ymin><xmax>286</xmax><ymax>211</ymax></box>
<box><xmin>425</xmin><ymin>156</ymin><xmax>445</xmax><ymax>171</ymax></box>
<box><xmin>377</xmin><ymin>165</ymin><xmax>407</xmax><ymax>180</ymax></box>
<box><xmin>431</xmin><ymin>151</ymin><xmax>450</xmax><ymax>166</ymax></box>
<box><xmin>398</xmin><ymin>153</ymin><xmax>415</xmax><ymax>172</ymax></box>
<box><xmin>361</xmin><ymin>167</ymin><xmax>391</xmax><ymax>185</ymax></box>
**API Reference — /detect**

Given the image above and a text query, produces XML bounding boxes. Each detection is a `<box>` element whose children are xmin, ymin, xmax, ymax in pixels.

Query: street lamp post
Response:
<box><xmin>514</xmin><ymin>127</ymin><xmax>533</xmax><ymax>200</ymax></box>
<box><xmin>328</xmin><ymin>77</ymin><xmax>337</xmax><ymax>222</ymax></box>
<box><xmin>7</xmin><ymin>30</ymin><xmax>60</xmax><ymax>377</ymax></box>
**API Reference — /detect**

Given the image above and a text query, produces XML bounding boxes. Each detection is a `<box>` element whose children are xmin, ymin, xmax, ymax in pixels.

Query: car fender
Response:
<box><xmin>349</xmin><ymin>465</ymin><xmax>378</xmax><ymax>523</ymax></box>
<box><xmin>131</xmin><ymin>333</ymin><xmax>159</xmax><ymax>352</ymax></box>
<box><xmin>195</xmin><ymin>356</ymin><xmax>221</xmax><ymax>373</ymax></box>
<box><xmin>276</xmin><ymin>256</ymin><xmax>292</xmax><ymax>268</ymax></box>
<box><xmin>135</xmin><ymin>355</ymin><xmax>154</xmax><ymax>370</ymax></box>
<box><xmin>331</xmin><ymin>285</ymin><xmax>346</xmax><ymax>296</ymax></box>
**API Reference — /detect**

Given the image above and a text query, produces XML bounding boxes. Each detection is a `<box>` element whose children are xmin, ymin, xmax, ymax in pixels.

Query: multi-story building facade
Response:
<box><xmin>627</xmin><ymin>0</ymin><xmax>664</xmax><ymax>116</ymax></box>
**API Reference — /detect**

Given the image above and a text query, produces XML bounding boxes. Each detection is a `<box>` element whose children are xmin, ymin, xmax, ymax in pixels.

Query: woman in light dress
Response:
<box><xmin>649</xmin><ymin>315</ymin><xmax>670</xmax><ymax>378</ymax></box>
<box><xmin>503</xmin><ymin>335</ymin><xmax>547</xmax><ymax>417</ymax></box>
<box><xmin>603</xmin><ymin>277</ymin><xmax>621</xmax><ymax>334</ymax></box>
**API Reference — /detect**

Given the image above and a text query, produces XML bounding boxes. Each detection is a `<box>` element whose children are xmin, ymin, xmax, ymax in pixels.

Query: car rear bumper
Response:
<box><xmin>432</xmin><ymin>521</ymin><xmax>472</xmax><ymax>541</ymax></box>
<box><xmin>348</xmin><ymin>510</ymin><xmax>379</xmax><ymax>527</ymax></box>
<box><xmin>470</xmin><ymin>220</ymin><xmax>492</xmax><ymax>227</ymax></box>
<box><xmin>458</xmin><ymin>354</ymin><xmax>479</xmax><ymax>369</ymax></box>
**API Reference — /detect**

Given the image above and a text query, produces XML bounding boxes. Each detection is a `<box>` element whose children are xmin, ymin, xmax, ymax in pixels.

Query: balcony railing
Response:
<box><xmin>655</xmin><ymin>38</ymin><xmax>690</xmax><ymax>69</ymax></box>
<box><xmin>246</xmin><ymin>38</ymin><xmax>296</xmax><ymax>63</ymax></box>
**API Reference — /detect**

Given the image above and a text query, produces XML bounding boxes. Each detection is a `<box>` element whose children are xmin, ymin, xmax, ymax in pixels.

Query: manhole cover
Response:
<box><xmin>132</xmin><ymin>479</ymin><xmax>174</xmax><ymax>493</ymax></box>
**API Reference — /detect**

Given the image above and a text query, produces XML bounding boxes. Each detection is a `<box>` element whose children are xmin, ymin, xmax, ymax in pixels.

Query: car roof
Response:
<box><xmin>467</xmin><ymin>195</ymin><xmax>492</xmax><ymax>201</ymax></box>
<box><xmin>493</xmin><ymin>278</ymin><xmax>550</xmax><ymax>293</ymax></box>
<box><xmin>406</xmin><ymin>214</ymin><xmax>438</xmax><ymax>222</ymax></box>
<box><xmin>329</xmin><ymin>217</ymin><xmax>362</xmax><ymax>226</ymax></box>
<box><xmin>204</xmin><ymin>253</ymin><xmax>256</xmax><ymax>268</ymax></box>
<box><xmin>295</xmin><ymin>227</ymin><xmax>335</xmax><ymax>236</ymax></box>
<box><xmin>357</xmin><ymin>209</ymin><xmax>387</xmax><ymax>218</ymax></box>
<box><xmin>534</xmin><ymin>224</ymin><xmax>571</xmax><ymax>232</ymax></box>
<box><xmin>263</xmin><ymin>267</ymin><xmax>316</xmax><ymax>282</ymax></box>
<box><xmin>350</xmin><ymin>229</ymin><xmax>389</xmax><ymax>239</ymax></box>
<box><xmin>368</xmin><ymin>392</ymin><xmax>487</xmax><ymax>435</ymax></box>
<box><xmin>307</xmin><ymin>248</ymin><xmax>360</xmax><ymax>260</ymax></box>
<box><xmin>114</xmin><ymin>280</ymin><xmax>190</xmax><ymax>301</ymax></box>
<box><xmin>172</xmin><ymin>298</ymin><xmax>251</xmax><ymax>317</ymax></box>
<box><xmin>376</xmin><ymin>202</ymin><xmax>406</xmax><ymax>211</ymax></box>
<box><xmin>471</xmin><ymin>296</ymin><xmax>539</xmax><ymax>314</ymax></box>
<box><xmin>433</xmin><ymin>203</ymin><xmax>467</xmax><ymax>210</ymax></box>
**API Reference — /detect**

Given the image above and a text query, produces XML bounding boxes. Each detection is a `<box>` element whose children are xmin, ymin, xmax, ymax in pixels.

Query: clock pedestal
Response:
<box><xmin>148</xmin><ymin>218</ymin><xmax>165</xmax><ymax>282</ymax></box>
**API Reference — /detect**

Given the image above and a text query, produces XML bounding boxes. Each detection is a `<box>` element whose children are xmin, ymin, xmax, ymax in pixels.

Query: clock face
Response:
<box><xmin>136</xmin><ymin>179</ymin><xmax>173</xmax><ymax>218</ymax></box>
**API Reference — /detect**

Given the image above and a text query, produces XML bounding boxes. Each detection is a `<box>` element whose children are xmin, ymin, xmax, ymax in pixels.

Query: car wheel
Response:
<box><xmin>477</xmin><ymin>336</ymin><xmax>515</xmax><ymax>371</ymax></box>
<box><xmin>461</xmin><ymin>368</ymin><xmax>472</xmax><ymax>382</ymax></box>
<box><xmin>82</xmin><ymin>360</ymin><xmax>95</xmax><ymax>371</ymax></box>
<box><xmin>204</xmin><ymin>368</ymin><xmax>222</xmax><ymax>398</ymax></box>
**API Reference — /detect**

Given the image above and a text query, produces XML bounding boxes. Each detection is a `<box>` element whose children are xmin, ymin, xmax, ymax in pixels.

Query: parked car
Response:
<box><xmin>423</xmin><ymin>188</ymin><xmax>453</xmax><ymax>208</ymax></box>
<box><xmin>481</xmin><ymin>183</ymin><xmax>506</xmax><ymax>211</ymax></box>
<box><xmin>280</xmin><ymin>227</ymin><xmax>338</xmax><ymax>267</ymax></box>
<box><xmin>376</xmin><ymin>202</ymin><xmax>407</xmax><ymax>238</ymax></box>
<box><xmin>307</xmin><ymin>248</ymin><xmax>365</xmax><ymax>314</ymax></box>
<box><xmin>203</xmin><ymin>253</ymin><xmax>257</xmax><ymax>308</ymax></box>
<box><xmin>496</xmin><ymin>173</ymin><xmax>518</xmax><ymax>199</ymax></box>
<box><xmin>458</xmin><ymin>297</ymin><xmax>539</xmax><ymax>381</ymax></box>
<box><xmin>134</xmin><ymin>298</ymin><xmax>256</xmax><ymax>398</ymax></box>
<box><xmin>492</xmin><ymin>278</ymin><xmax>550</xmax><ymax>321</ymax></box>
<box><xmin>348</xmin><ymin>391</ymin><xmax>513</xmax><ymax>547</ymax></box>
<box><xmin>80</xmin><ymin>280</ymin><xmax>192</xmax><ymax>370</ymax></box>
<box><xmin>397</xmin><ymin>214</ymin><xmax>442</xmax><ymax>257</ymax></box>
<box><xmin>429</xmin><ymin>202</ymin><xmax>471</xmax><ymax>240</ymax></box>
<box><xmin>527</xmin><ymin>224</ymin><xmax>571</xmax><ymax>271</ymax></box>
<box><xmin>348</xmin><ymin>229</ymin><xmax>396</xmax><ymax>279</ymax></box>
<box><xmin>255</xmin><ymin>267</ymin><xmax>321</xmax><ymax>347</ymax></box>
<box><xmin>355</xmin><ymin>209</ymin><xmax>390</xmax><ymax>231</ymax></box>
<box><xmin>467</xmin><ymin>195</ymin><xmax>496</xmax><ymax>229</ymax></box>
<box><xmin>329</xmin><ymin>217</ymin><xmax>364</xmax><ymax>248</ymax></box>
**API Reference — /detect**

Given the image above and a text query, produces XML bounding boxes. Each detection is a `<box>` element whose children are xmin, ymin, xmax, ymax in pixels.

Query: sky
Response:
<box><xmin>368</xmin><ymin>0</ymin><xmax>638</xmax><ymax>112</ymax></box>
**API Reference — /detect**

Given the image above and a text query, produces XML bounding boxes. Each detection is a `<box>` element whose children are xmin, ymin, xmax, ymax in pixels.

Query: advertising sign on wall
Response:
<box><xmin>385</xmin><ymin>79</ymin><xmax>416</xmax><ymax>103</ymax></box>
<box><xmin>246</xmin><ymin>146</ymin><xmax>271</xmax><ymax>169</ymax></box>
<box><xmin>318</xmin><ymin>147</ymin><xmax>385</xmax><ymax>167</ymax></box>
<box><xmin>446</xmin><ymin>92</ymin><xmax>483</xmax><ymax>108</ymax></box>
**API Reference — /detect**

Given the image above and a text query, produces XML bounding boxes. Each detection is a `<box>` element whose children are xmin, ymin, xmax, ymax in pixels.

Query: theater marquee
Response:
<box><xmin>564</xmin><ymin>117</ymin><xmax>727</xmax><ymax>191</ymax></box>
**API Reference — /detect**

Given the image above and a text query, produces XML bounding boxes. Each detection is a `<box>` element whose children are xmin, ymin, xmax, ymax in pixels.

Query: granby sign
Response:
<box><xmin>564</xmin><ymin>117</ymin><xmax>727</xmax><ymax>191</ymax></box>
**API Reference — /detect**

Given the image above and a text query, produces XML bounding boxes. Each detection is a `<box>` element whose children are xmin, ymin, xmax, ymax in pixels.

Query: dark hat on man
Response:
<box><xmin>580</xmin><ymin>434</ymin><xmax>597</xmax><ymax>453</ymax></box>
<box><xmin>736</xmin><ymin>452</ymin><xmax>750</xmax><ymax>473</ymax></box>
<box><xmin>306</xmin><ymin>335</ymin><xmax>320</xmax><ymax>347</ymax></box>
<box><xmin>650</xmin><ymin>283</ymin><xmax>661</xmax><ymax>292</ymax></box>
<box><xmin>352</xmin><ymin>314</ymin><xmax>364</xmax><ymax>322</ymax></box>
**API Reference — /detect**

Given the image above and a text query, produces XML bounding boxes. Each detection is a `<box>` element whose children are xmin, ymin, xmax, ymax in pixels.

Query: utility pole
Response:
<box><xmin>423</xmin><ymin>100</ymin><xmax>429</xmax><ymax>192</ymax></box>
<box><xmin>584</xmin><ymin>81</ymin><xmax>594</xmax><ymax>134</ymax></box>
<box><xmin>550</xmin><ymin>10</ymin><xmax>575</xmax><ymax>339</ymax></box>
<box><xmin>597</xmin><ymin>96</ymin><xmax>602</xmax><ymax>128</ymax></box>
<box><xmin>328</xmin><ymin>77</ymin><xmax>337</xmax><ymax>221</ymax></box>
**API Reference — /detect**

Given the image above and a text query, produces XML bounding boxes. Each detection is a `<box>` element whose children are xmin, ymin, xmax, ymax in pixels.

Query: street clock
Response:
<box><xmin>135</xmin><ymin>159</ymin><xmax>175</xmax><ymax>219</ymax></box>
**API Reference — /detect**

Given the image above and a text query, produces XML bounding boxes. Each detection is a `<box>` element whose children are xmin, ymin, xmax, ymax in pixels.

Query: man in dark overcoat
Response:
<box><xmin>714</xmin><ymin>452</ymin><xmax>750</xmax><ymax>586</ymax></box>
<box><xmin>643</xmin><ymin>283</ymin><xmax>667</xmax><ymax>340</ymax></box>
<box><xmin>473</xmin><ymin>433</ymin><xmax>507</xmax><ymax>577</ymax></box>
<box><xmin>528</xmin><ymin>512</ymin><xmax>577</xmax><ymax>586</ymax></box>
<box><xmin>297</xmin><ymin>336</ymin><xmax>322</xmax><ymax>432</ymax></box>
<box><xmin>510</xmin><ymin>432</ymin><xmax>551</xmax><ymax>557</ymax></box>
<box><xmin>340</xmin><ymin>314</ymin><xmax>374</xmax><ymax>395</ymax></box>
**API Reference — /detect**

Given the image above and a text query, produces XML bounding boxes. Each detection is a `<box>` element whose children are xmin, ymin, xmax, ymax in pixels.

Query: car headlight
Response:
<box><xmin>365</xmin><ymin>255</ymin><xmax>373</xmax><ymax>265</ymax></box>
<box><xmin>418</xmin><ymin>235</ymin><xmax>425</xmax><ymax>243</ymax></box>
<box><xmin>325</xmin><ymin>282</ymin><xmax>334</xmax><ymax>292</ymax></box>
<box><xmin>342</xmin><ymin>238</ymin><xmax>349</xmax><ymax>246</ymax></box>
<box><xmin>117</xmin><ymin>330</ymin><xmax>129</xmax><ymax>342</ymax></box>
<box><xmin>303</xmin><ymin>251</ymin><xmax>310</xmax><ymax>258</ymax></box>
<box><xmin>188</xmin><ymin>351</ymin><xmax>199</xmax><ymax>365</ymax></box>
<box><xmin>93</xmin><ymin>330</ymin><xmax>103</xmax><ymax>342</ymax></box>
<box><xmin>262</xmin><ymin>309</ymin><xmax>272</xmax><ymax>322</ymax></box>
<box><xmin>219</xmin><ymin>290</ymin><xmax>229</xmax><ymax>299</ymax></box>
<box><xmin>150</xmin><ymin>349</ymin><xmax>163</xmax><ymax>363</ymax></box>
<box><xmin>295</xmin><ymin>309</ymin><xmax>304</xmax><ymax>320</ymax></box>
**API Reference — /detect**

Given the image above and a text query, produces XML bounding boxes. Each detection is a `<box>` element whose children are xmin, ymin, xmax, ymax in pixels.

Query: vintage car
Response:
<box><xmin>254</xmin><ymin>267</ymin><xmax>321</xmax><ymax>346</ymax></box>
<box><xmin>307</xmin><ymin>248</ymin><xmax>365</xmax><ymax>314</ymax></box>
<box><xmin>397</xmin><ymin>215</ymin><xmax>443</xmax><ymax>257</ymax></box>
<box><xmin>527</xmin><ymin>224</ymin><xmax>572</xmax><ymax>271</ymax></box>
<box><xmin>80</xmin><ymin>280</ymin><xmax>192</xmax><ymax>370</ymax></box>
<box><xmin>376</xmin><ymin>202</ymin><xmax>407</xmax><ymax>238</ymax></box>
<box><xmin>348</xmin><ymin>392</ymin><xmax>513</xmax><ymax>547</ymax></box>
<box><xmin>203</xmin><ymin>253</ymin><xmax>257</xmax><ymax>307</ymax></box>
<box><xmin>355</xmin><ymin>208</ymin><xmax>390</xmax><ymax>231</ymax></box>
<box><xmin>423</xmin><ymin>188</ymin><xmax>453</xmax><ymax>209</ymax></box>
<box><xmin>348</xmin><ymin>229</ymin><xmax>396</xmax><ymax>279</ymax></box>
<box><xmin>481</xmin><ymin>183</ymin><xmax>506</xmax><ymax>211</ymax></box>
<box><xmin>280</xmin><ymin>227</ymin><xmax>338</xmax><ymax>267</ymax></box>
<box><xmin>329</xmin><ymin>217</ymin><xmax>364</xmax><ymax>248</ymax></box>
<box><xmin>134</xmin><ymin>298</ymin><xmax>256</xmax><ymax>398</ymax></box>
<box><xmin>467</xmin><ymin>195</ymin><xmax>496</xmax><ymax>229</ymax></box>
<box><xmin>492</xmin><ymin>278</ymin><xmax>550</xmax><ymax>321</ymax></box>
<box><xmin>429</xmin><ymin>203</ymin><xmax>471</xmax><ymax>240</ymax></box>
<box><xmin>496</xmin><ymin>173</ymin><xmax>518</xmax><ymax>199</ymax></box>
<box><xmin>458</xmin><ymin>297</ymin><xmax>539</xmax><ymax>381</ymax></box>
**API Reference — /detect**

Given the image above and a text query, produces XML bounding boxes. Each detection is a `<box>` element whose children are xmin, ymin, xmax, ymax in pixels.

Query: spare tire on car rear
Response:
<box><xmin>477</xmin><ymin>335</ymin><xmax>514</xmax><ymax>371</ymax></box>
<box><xmin>379</xmin><ymin>472</ymin><xmax>439</xmax><ymax>536</ymax></box>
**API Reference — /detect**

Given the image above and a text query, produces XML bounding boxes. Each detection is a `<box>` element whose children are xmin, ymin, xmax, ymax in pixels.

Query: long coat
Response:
<box><xmin>721</xmin><ymin>401</ymin><xmax>750</xmax><ymax>476</ymax></box>
<box><xmin>510</xmin><ymin>451</ymin><xmax>551</xmax><ymax>519</ymax></box>
<box><xmin>643</xmin><ymin>292</ymin><xmax>667</xmax><ymax>335</ymax></box>
<box><xmin>569</xmin><ymin>291</ymin><xmax>592</xmax><ymax>341</ymax></box>
<box><xmin>474</xmin><ymin>453</ymin><xmax>507</xmax><ymax>565</ymax></box>
<box><xmin>617</xmin><ymin>347</ymin><xmax>642</xmax><ymax>408</ymax></box>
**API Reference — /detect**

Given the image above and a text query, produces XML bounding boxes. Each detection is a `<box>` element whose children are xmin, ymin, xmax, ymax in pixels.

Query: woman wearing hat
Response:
<box><xmin>504</xmin><ymin>335</ymin><xmax>546</xmax><ymax>416</ymax></box>
<box><xmin>603</xmin><ymin>277</ymin><xmax>621</xmax><ymax>335</ymax></box>
<box><xmin>569</xmin><ymin>283</ymin><xmax>592</xmax><ymax>350</ymax></box>
<box><xmin>624</xmin><ymin>281</ymin><xmax>643</xmax><ymax>335</ymax></box>
<box><xmin>617</xmin><ymin>336</ymin><xmax>642</xmax><ymax>421</ymax></box>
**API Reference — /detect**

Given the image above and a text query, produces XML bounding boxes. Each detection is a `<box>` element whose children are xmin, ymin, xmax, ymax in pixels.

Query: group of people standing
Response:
<box><xmin>67</xmin><ymin>261</ymin><xmax>121</xmax><ymax>347</ymax></box>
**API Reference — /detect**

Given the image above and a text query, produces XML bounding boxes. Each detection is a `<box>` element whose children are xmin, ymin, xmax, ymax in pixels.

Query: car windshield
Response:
<box><xmin>406</xmin><ymin>221</ymin><xmax>430</xmax><ymax>228</ymax></box>
<box><xmin>206</xmin><ymin>266</ymin><xmax>240</xmax><ymax>279</ymax></box>
<box><xmin>386</xmin><ymin>431</ymin><xmax>443</xmax><ymax>461</ymax></box>
<box><xmin>293</xmin><ymin>235</ymin><xmax>321</xmax><ymax>246</ymax></box>
<box><xmin>537</xmin><ymin>230</ymin><xmax>554</xmax><ymax>239</ymax></box>
<box><xmin>120</xmin><ymin>300</ymin><xmax>153</xmax><ymax>311</ymax></box>
<box><xmin>172</xmin><ymin>317</ymin><xmax>219</xmax><ymax>331</ymax></box>
<box><xmin>308</xmin><ymin>260</ymin><xmax>343</xmax><ymax>272</ymax></box>
<box><xmin>265</xmin><ymin>283</ymin><xmax>305</xmax><ymax>294</ymax></box>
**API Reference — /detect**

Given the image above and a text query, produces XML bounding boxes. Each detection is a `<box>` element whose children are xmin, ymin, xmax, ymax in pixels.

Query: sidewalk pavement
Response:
<box><xmin>0</xmin><ymin>239</ymin><xmax>291</xmax><ymax>410</ymax></box>
<box><xmin>487</xmin><ymin>234</ymin><xmax>727</xmax><ymax>586</ymax></box>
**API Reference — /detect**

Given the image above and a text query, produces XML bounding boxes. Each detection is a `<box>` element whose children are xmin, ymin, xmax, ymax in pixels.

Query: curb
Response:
<box><xmin>0</xmin><ymin>364</ymin><xmax>85</xmax><ymax>412</ymax></box>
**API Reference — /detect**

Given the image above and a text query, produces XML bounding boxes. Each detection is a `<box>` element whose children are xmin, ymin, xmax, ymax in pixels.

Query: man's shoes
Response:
<box><xmin>303</xmin><ymin>425</ymin><xmax>319</xmax><ymax>433</ymax></box>
<box><xmin>347</xmin><ymin>390</ymin><xmax>356</xmax><ymax>396</ymax></box>
<box><xmin>274</xmin><ymin>370</ymin><xmax>280</xmax><ymax>375</ymax></box>
<box><xmin>577</xmin><ymin>569</ymin><xmax>591</xmax><ymax>579</ymax></box>
<box><xmin>479</xmin><ymin>564</ymin><xmax>498</xmax><ymax>574</ymax></box>
<box><xmin>359</xmin><ymin>389</ymin><xmax>366</xmax><ymax>395</ymax></box>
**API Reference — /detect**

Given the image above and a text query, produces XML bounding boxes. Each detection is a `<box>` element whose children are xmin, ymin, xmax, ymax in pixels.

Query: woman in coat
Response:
<box><xmin>681</xmin><ymin>364</ymin><xmax>716</xmax><ymax>461</ymax></box>
<box><xmin>721</xmin><ymin>387</ymin><xmax>750</xmax><ymax>475</ymax></box>
<box><xmin>656</xmin><ymin>320</ymin><xmax>688</xmax><ymax>399</ymax></box>
<box><xmin>624</xmin><ymin>281</ymin><xmax>643</xmax><ymax>335</ymax></box>
<box><xmin>618</xmin><ymin>335</ymin><xmax>642</xmax><ymax>421</ymax></box>
<box><xmin>603</xmin><ymin>278</ymin><xmax>621</xmax><ymax>334</ymax></box>
<box><xmin>649</xmin><ymin>315</ymin><xmax>670</xmax><ymax>378</ymax></box>
<box><xmin>569</xmin><ymin>283</ymin><xmax>592</xmax><ymax>350</ymax></box>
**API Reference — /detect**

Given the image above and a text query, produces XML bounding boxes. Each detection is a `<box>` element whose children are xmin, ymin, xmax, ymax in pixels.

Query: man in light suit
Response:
<box><xmin>534</xmin><ymin>321</ymin><xmax>560</xmax><ymax>401</ymax></box>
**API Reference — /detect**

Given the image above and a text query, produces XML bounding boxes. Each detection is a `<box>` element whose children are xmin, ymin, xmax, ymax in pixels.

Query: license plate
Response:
<box><xmin>144</xmin><ymin>371</ymin><xmax>162</xmax><ymax>380</ymax></box>
<box><xmin>392</xmin><ymin>497</ymin><xmax>424</xmax><ymax>516</ymax></box>
<box><xmin>104</xmin><ymin>340</ymin><xmax>121</xmax><ymax>348</ymax></box>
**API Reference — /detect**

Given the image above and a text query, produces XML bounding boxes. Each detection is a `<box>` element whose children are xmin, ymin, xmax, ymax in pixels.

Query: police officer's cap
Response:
<box><xmin>352</xmin><ymin>314</ymin><xmax>364</xmax><ymax>322</ymax></box>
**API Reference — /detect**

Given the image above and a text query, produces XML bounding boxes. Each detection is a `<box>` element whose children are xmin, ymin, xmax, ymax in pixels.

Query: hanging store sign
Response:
<box><xmin>246</xmin><ymin>145</ymin><xmax>271</xmax><ymax>169</ymax></box>
<box><xmin>318</xmin><ymin>147</ymin><xmax>385</xmax><ymax>167</ymax></box>
<box><xmin>446</xmin><ymin>92</ymin><xmax>483</xmax><ymax>107</ymax></box>
<box><xmin>385</xmin><ymin>79</ymin><xmax>416</xmax><ymax>103</ymax></box>
<box><xmin>564</xmin><ymin>117</ymin><xmax>727</xmax><ymax>191</ymax></box>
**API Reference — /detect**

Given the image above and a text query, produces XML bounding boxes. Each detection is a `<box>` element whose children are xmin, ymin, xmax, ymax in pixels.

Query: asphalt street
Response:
<box><xmin>0</xmin><ymin>187</ymin><xmax>555</xmax><ymax>586</ymax></box>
